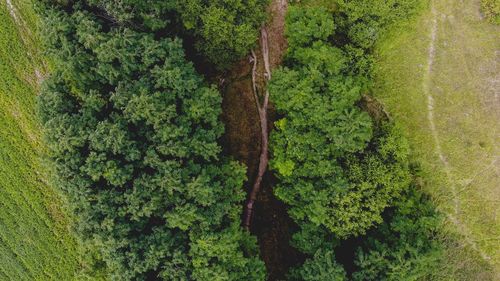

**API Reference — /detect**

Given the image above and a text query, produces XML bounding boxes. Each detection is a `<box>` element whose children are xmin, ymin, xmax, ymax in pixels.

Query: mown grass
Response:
<box><xmin>373</xmin><ymin>0</ymin><xmax>499</xmax><ymax>278</ymax></box>
<box><xmin>0</xmin><ymin>1</ymin><xmax>79</xmax><ymax>280</ymax></box>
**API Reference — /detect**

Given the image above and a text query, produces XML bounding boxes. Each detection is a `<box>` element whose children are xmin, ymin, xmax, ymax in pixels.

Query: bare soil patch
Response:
<box><xmin>220</xmin><ymin>0</ymin><xmax>304</xmax><ymax>279</ymax></box>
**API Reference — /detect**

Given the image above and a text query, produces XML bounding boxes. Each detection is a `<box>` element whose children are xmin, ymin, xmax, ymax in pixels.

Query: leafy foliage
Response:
<box><xmin>271</xmin><ymin>2</ymin><xmax>443</xmax><ymax>280</ymax></box>
<box><xmin>38</xmin><ymin>1</ymin><xmax>265</xmax><ymax>279</ymax></box>
<box><xmin>290</xmin><ymin>183</ymin><xmax>445</xmax><ymax>281</ymax></box>
<box><xmin>285</xmin><ymin>6</ymin><xmax>334</xmax><ymax>49</ymax></box>
<box><xmin>352</xmin><ymin>188</ymin><xmax>444</xmax><ymax>281</ymax></box>
<box><xmin>335</xmin><ymin>0</ymin><xmax>423</xmax><ymax>49</ymax></box>
<box><xmin>177</xmin><ymin>0</ymin><xmax>268</xmax><ymax>68</ymax></box>
<box><xmin>84</xmin><ymin>0</ymin><xmax>176</xmax><ymax>30</ymax></box>
<box><xmin>289</xmin><ymin>250</ymin><xmax>347</xmax><ymax>281</ymax></box>
<box><xmin>53</xmin><ymin>0</ymin><xmax>268</xmax><ymax>68</ymax></box>
<box><xmin>270</xmin><ymin>6</ymin><xmax>409</xmax><ymax>240</ymax></box>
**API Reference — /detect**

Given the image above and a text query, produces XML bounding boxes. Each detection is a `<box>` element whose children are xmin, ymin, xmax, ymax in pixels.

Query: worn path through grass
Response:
<box><xmin>374</xmin><ymin>0</ymin><xmax>499</xmax><ymax>277</ymax></box>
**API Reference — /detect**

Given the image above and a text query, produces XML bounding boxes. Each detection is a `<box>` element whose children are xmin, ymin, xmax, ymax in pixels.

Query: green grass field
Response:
<box><xmin>373</xmin><ymin>0</ymin><xmax>499</xmax><ymax>278</ymax></box>
<box><xmin>0</xmin><ymin>1</ymin><xmax>79</xmax><ymax>280</ymax></box>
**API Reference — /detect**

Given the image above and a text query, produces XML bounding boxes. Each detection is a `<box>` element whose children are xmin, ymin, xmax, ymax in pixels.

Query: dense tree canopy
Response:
<box><xmin>177</xmin><ymin>0</ymin><xmax>268</xmax><ymax>68</ymax></box>
<box><xmin>289</xmin><ymin>250</ymin><xmax>347</xmax><ymax>281</ymax></box>
<box><xmin>270</xmin><ymin>6</ymin><xmax>410</xmax><ymax>239</ymax></box>
<box><xmin>269</xmin><ymin>3</ymin><xmax>443</xmax><ymax>280</ymax></box>
<box><xmin>38</xmin><ymin>1</ymin><xmax>265</xmax><ymax>279</ymax></box>
<box><xmin>35</xmin><ymin>0</ymin><xmax>446</xmax><ymax>280</ymax></box>
<box><xmin>335</xmin><ymin>0</ymin><xmax>423</xmax><ymax>49</ymax></box>
<box><xmin>288</xmin><ymin>186</ymin><xmax>443</xmax><ymax>281</ymax></box>
<box><xmin>73</xmin><ymin>0</ymin><xmax>268</xmax><ymax>68</ymax></box>
<box><xmin>352</xmin><ymin>188</ymin><xmax>443</xmax><ymax>281</ymax></box>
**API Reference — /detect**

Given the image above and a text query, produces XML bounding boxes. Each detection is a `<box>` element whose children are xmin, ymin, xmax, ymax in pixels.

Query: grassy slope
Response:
<box><xmin>0</xmin><ymin>1</ymin><xmax>78</xmax><ymax>280</ymax></box>
<box><xmin>373</xmin><ymin>0</ymin><xmax>499</xmax><ymax>278</ymax></box>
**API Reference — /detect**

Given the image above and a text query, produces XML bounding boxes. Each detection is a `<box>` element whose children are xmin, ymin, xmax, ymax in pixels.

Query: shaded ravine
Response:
<box><xmin>221</xmin><ymin>0</ymin><xmax>304</xmax><ymax>279</ymax></box>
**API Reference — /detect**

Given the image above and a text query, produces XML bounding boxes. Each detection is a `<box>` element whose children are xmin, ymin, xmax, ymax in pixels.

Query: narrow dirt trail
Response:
<box><xmin>422</xmin><ymin>0</ymin><xmax>497</xmax><ymax>266</ymax></box>
<box><xmin>222</xmin><ymin>0</ymin><xmax>304</xmax><ymax>279</ymax></box>
<box><xmin>6</xmin><ymin>0</ymin><xmax>19</xmax><ymax>23</ymax></box>
<box><xmin>423</xmin><ymin>0</ymin><xmax>462</xmax><ymax>225</ymax></box>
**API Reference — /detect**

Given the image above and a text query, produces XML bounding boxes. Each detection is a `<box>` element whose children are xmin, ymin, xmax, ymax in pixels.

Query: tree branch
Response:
<box><xmin>243</xmin><ymin>26</ymin><xmax>272</xmax><ymax>231</ymax></box>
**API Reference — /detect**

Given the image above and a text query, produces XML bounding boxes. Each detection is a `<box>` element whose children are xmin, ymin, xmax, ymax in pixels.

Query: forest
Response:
<box><xmin>1</xmin><ymin>0</ymin><xmax>498</xmax><ymax>280</ymax></box>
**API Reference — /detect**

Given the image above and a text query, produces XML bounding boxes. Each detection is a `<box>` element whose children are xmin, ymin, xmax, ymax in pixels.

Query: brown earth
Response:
<box><xmin>220</xmin><ymin>0</ymin><xmax>304</xmax><ymax>280</ymax></box>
